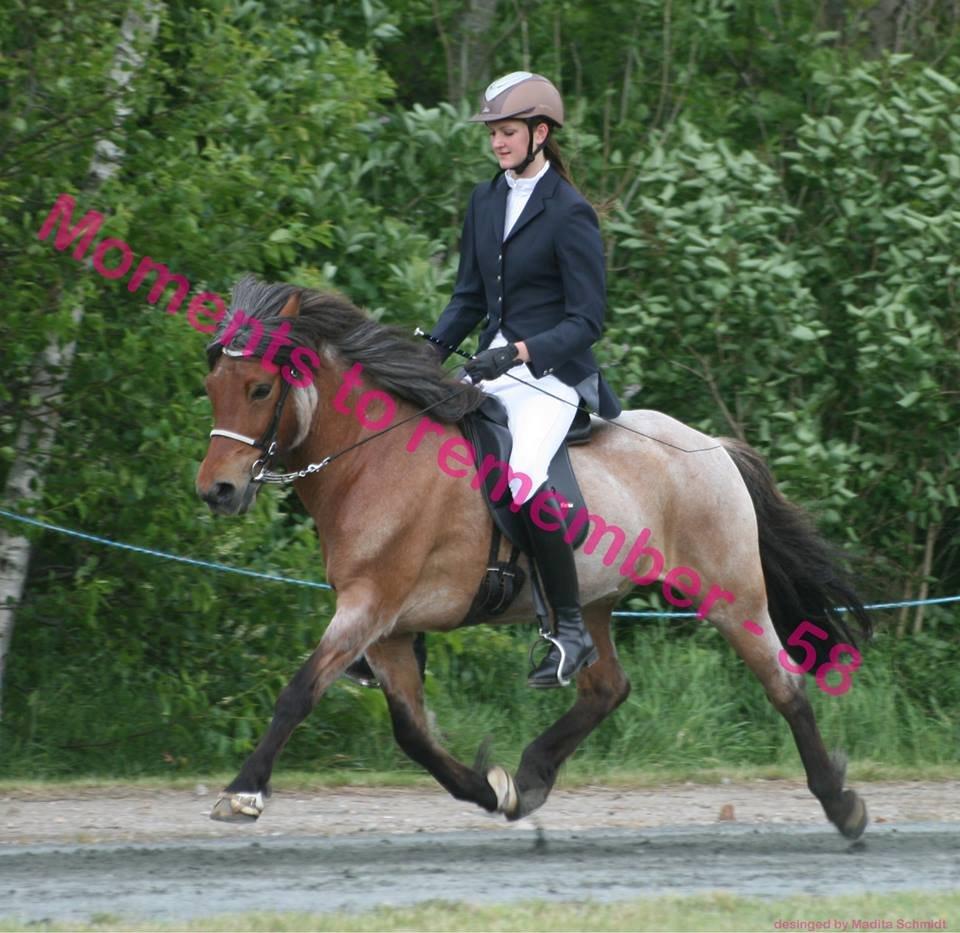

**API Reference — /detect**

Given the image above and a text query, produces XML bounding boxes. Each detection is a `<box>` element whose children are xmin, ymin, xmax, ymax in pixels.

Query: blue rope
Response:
<box><xmin>2</xmin><ymin>508</ymin><xmax>958</xmax><ymax>613</ymax></box>
<box><xmin>613</xmin><ymin>594</ymin><xmax>960</xmax><ymax>618</ymax></box>
<box><xmin>0</xmin><ymin>508</ymin><xmax>333</xmax><ymax>591</ymax></box>
<box><xmin>837</xmin><ymin>595</ymin><xmax>960</xmax><ymax>610</ymax></box>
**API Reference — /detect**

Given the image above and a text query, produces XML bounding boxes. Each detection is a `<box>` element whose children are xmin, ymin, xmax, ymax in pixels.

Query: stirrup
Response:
<box><xmin>340</xmin><ymin>658</ymin><xmax>379</xmax><ymax>689</ymax></box>
<box><xmin>527</xmin><ymin>625</ymin><xmax>574</xmax><ymax>688</ymax></box>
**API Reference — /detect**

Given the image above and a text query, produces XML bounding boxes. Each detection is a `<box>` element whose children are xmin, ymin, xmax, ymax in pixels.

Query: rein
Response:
<box><xmin>209</xmin><ymin>323</ymin><xmax>720</xmax><ymax>486</ymax></box>
<box><xmin>209</xmin><ymin>346</ymin><xmax>474</xmax><ymax>485</ymax></box>
<box><xmin>416</xmin><ymin>329</ymin><xmax>723</xmax><ymax>455</ymax></box>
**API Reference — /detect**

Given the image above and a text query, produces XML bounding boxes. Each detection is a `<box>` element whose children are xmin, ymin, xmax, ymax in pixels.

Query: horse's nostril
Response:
<box><xmin>203</xmin><ymin>481</ymin><xmax>235</xmax><ymax>506</ymax></box>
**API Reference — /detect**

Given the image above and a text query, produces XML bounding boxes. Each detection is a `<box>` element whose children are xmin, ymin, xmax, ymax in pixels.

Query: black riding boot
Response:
<box><xmin>521</xmin><ymin>491</ymin><xmax>598</xmax><ymax>688</ymax></box>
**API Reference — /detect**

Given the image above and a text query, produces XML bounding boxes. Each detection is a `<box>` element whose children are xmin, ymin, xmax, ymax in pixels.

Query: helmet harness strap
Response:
<box><xmin>511</xmin><ymin>118</ymin><xmax>548</xmax><ymax>176</ymax></box>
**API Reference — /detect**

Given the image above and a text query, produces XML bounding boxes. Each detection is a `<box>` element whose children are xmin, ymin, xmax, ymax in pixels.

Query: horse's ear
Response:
<box><xmin>279</xmin><ymin>291</ymin><xmax>301</xmax><ymax>319</ymax></box>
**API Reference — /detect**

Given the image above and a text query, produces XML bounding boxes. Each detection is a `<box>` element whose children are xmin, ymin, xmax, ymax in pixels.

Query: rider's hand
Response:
<box><xmin>463</xmin><ymin>344</ymin><xmax>520</xmax><ymax>382</ymax></box>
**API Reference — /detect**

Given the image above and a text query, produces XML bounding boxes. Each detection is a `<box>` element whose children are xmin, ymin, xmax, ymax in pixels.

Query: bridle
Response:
<box><xmin>207</xmin><ymin>348</ymin><xmax>320</xmax><ymax>485</ymax></box>
<box><xmin>207</xmin><ymin>346</ymin><xmax>472</xmax><ymax>486</ymax></box>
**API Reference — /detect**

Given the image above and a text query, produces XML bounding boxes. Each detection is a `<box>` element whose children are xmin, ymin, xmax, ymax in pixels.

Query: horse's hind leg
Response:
<box><xmin>366</xmin><ymin>633</ymin><xmax>499</xmax><ymax>812</ymax></box>
<box><xmin>492</xmin><ymin>603</ymin><xmax>631</xmax><ymax>821</ymax></box>
<box><xmin>717</xmin><ymin>604</ymin><xmax>868</xmax><ymax>840</ymax></box>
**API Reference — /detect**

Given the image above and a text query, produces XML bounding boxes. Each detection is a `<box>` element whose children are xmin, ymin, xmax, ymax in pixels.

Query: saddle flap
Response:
<box><xmin>566</xmin><ymin>408</ymin><xmax>592</xmax><ymax>445</ymax></box>
<box><xmin>460</xmin><ymin>403</ymin><xmax>589</xmax><ymax>553</ymax></box>
<box><xmin>544</xmin><ymin>444</ymin><xmax>589</xmax><ymax>550</ymax></box>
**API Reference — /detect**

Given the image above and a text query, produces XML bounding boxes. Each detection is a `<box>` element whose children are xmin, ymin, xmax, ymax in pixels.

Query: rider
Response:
<box><xmin>430</xmin><ymin>71</ymin><xmax>622</xmax><ymax>688</ymax></box>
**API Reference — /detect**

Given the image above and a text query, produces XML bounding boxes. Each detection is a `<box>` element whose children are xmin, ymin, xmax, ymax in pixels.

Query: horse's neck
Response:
<box><xmin>290</xmin><ymin>380</ymin><xmax>428</xmax><ymax>536</ymax></box>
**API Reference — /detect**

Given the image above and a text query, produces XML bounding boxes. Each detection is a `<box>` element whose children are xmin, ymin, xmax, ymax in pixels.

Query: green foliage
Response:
<box><xmin>4</xmin><ymin>619</ymin><xmax>956</xmax><ymax>777</ymax></box>
<box><xmin>783</xmin><ymin>62</ymin><xmax>960</xmax><ymax>557</ymax></box>
<box><xmin>601</xmin><ymin>57</ymin><xmax>959</xmax><ymax>600</ymax></box>
<box><xmin>603</xmin><ymin>121</ymin><xmax>821</xmax><ymax>421</ymax></box>
<box><xmin>1</xmin><ymin>1</ymin><xmax>957</xmax><ymax>778</ymax></box>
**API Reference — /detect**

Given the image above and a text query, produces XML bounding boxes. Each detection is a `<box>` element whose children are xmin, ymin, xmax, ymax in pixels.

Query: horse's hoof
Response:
<box><xmin>210</xmin><ymin>791</ymin><xmax>264</xmax><ymax>822</ymax></box>
<box><xmin>839</xmin><ymin>790</ymin><xmax>868</xmax><ymax>840</ymax></box>
<box><xmin>487</xmin><ymin>766</ymin><xmax>519</xmax><ymax>818</ymax></box>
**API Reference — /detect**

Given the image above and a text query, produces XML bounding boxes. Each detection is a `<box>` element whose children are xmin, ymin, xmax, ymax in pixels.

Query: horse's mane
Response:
<box><xmin>206</xmin><ymin>275</ymin><xmax>485</xmax><ymax>424</ymax></box>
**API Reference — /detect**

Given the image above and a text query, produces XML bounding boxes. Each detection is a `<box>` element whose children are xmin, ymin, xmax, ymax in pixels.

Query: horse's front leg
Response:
<box><xmin>211</xmin><ymin>585</ymin><xmax>390</xmax><ymax>822</ymax></box>
<box><xmin>366</xmin><ymin>633</ymin><xmax>499</xmax><ymax>812</ymax></box>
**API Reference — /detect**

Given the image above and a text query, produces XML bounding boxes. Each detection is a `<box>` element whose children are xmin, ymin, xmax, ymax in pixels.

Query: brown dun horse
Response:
<box><xmin>196</xmin><ymin>276</ymin><xmax>872</xmax><ymax>838</ymax></box>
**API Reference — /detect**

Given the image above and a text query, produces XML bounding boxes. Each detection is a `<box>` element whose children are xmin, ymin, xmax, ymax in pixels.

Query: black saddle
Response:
<box><xmin>457</xmin><ymin>396</ymin><xmax>592</xmax><ymax>623</ymax></box>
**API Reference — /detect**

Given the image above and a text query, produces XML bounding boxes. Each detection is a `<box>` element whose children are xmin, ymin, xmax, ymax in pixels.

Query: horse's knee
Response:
<box><xmin>756</xmin><ymin>662</ymin><xmax>807</xmax><ymax>716</ymax></box>
<box><xmin>769</xmin><ymin>685</ymin><xmax>807</xmax><ymax>717</ymax></box>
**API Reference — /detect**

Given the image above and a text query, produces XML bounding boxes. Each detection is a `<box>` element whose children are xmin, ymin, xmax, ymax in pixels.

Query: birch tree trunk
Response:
<box><xmin>0</xmin><ymin>2</ymin><xmax>161</xmax><ymax>719</ymax></box>
<box><xmin>458</xmin><ymin>0</ymin><xmax>499</xmax><ymax>100</ymax></box>
<box><xmin>434</xmin><ymin>0</ymin><xmax>499</xmax><ymax>102</ymax></box>
<box><xmin>866</xmin><ymin>0</ymin><xmax>905</xmax><ymax>54</ymax></box>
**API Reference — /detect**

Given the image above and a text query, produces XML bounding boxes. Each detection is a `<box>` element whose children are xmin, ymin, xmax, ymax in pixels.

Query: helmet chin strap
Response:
<box><xmin>510</xmin><ymin>118</ymin><xmax>547</xmax><ymax>176</ymax></box>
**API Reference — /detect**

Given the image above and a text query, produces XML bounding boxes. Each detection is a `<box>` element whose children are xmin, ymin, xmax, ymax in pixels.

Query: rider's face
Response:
<box><xmin>488</xmin><ymin>119</ymin><xmax>546</xmax><ymax>174</ymax></box>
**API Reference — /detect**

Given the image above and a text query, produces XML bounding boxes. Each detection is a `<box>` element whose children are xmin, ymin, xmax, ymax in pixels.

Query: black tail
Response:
<box><xmin>722</xmin><ymin>438</ymin><xmax>873</xmax><ymax>669</ymax></box>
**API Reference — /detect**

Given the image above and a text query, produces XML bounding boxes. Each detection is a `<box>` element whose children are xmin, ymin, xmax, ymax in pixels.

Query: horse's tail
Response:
<box><xmin>721</xmin><ymin>437</ymin><xmax>873</xmax><ymax>669</ymax></box>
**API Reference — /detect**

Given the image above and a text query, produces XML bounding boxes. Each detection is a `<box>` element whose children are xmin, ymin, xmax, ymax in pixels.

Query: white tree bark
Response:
<box><xmin>0</xmin><ymin>2</ymin><xmax>161</xmax><ymax>718</ymax></box>
<box><xmin>453</xmin><ymin>0</ymin><xmax>500</xmax><ymax>101</ymax></box>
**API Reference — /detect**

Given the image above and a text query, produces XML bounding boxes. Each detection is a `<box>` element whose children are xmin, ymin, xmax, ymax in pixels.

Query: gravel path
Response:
<box><xmin>2</xmin><ymin>779</ymin><xmax>958</xmax><ymax>845</ymax></box>
<box><xmin>1</xmin><ymin>781</ymin><xmax>957</xmax><ymax>925</ymax></box>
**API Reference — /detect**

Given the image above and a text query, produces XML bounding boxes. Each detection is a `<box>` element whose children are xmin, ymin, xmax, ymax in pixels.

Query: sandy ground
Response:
<box><xmin>1</xmin><ymin>781</ymin><xmax>957</xmax><ymax>924</ymax></box>
<box><xmin>2</xmin><ymin>779</ymin><xmax>959</xmax><ymax>844</ymax></box>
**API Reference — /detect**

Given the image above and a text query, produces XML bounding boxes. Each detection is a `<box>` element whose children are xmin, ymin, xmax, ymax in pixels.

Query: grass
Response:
<box><xmin>2</xmin><ymin>623</ymin><xmax>957</xmax><ymax>781</ymax></box>
<box><xmin>1</xmin><ymin>890</ymin><xmax>956</xmax><ymax>932</ymax></box>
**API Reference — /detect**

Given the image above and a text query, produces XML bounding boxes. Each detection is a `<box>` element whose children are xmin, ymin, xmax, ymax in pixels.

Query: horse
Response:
<box><xmin>196</xmin><ymin>275</ymin><xmax>873</xmax><ymax>838</ymax></box>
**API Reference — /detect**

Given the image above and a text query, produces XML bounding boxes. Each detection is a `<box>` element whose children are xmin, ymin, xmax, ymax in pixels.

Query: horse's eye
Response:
<box><xmin>251</xmin><ymin>383</ymin><xmax>272</xmax><ymax>401</ymax></box>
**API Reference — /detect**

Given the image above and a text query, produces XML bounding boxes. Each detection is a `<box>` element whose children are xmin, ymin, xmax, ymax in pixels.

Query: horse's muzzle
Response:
<box><xmin>197</xmin><ymin>478</ymin><xmax>258</xmax><ymax>515</ymax></box>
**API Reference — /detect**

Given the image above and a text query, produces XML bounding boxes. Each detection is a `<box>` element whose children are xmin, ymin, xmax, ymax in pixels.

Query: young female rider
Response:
<box><xmin>429</xmin><ymin>71</ymin><xmax>622</xmax><ymax>688</ymax></box>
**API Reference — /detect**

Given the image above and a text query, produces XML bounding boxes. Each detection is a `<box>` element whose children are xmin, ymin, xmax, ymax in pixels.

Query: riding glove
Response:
<box><xmin>464</xmin><ymin>343</ymin><xmax>520</xmax><ymax>382</ymax></box>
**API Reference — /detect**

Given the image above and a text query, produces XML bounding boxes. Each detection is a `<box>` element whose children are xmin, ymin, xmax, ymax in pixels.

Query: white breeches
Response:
<box><xmin>478</xmin><ymin>332</ymin><xmax>578</xmax><ymax>503</ymax></box>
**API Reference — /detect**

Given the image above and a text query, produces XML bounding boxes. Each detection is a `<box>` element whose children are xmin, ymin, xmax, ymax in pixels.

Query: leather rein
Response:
<box><xmin>207</xmin><ymin>330</ymin><xmax>721</xmax><ymax>486</ymax></box>
<box><xmin>208</xmin><ymin>348</ymin><xmax>471</xmax><ymax>486</ymax></box>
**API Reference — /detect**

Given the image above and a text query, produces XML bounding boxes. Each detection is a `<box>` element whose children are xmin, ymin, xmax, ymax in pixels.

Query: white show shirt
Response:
<box><xmin>504</xmin><ymin>160</ymin><xmax>551</xmax><ymax>239</ymax></box>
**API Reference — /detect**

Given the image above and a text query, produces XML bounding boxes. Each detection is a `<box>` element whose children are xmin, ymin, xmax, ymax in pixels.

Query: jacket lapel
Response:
<box><xmin>489</xmin><ymin>175</ymin><xmax>508</xmax><ymax>248</ymax></box>
<box><xmin>504</xmin><ymin>168</ymin><xmax>560</xmax><ymax>244</ymax></box>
